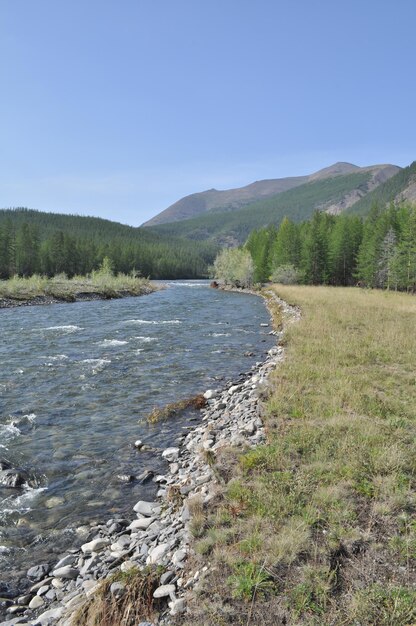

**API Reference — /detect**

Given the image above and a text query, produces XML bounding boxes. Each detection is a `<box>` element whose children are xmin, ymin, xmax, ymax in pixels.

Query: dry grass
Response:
<box><xmin>176</xmin><ymin>286</ymin><xmax>416</xmax><ymax>626</ymax></box>
<box><xmin>0</xmin><ymin>271</ymin><xmax>154</xmax><ymax>302</ymax></box>
<box><xmin>72</xmin><ymin>566</ymin><xmax>164</xmax><ymax>626</ymax></box>
<box><xmin>147</xmin><ymin>394</ymin><xmax>207</xmax><ymax>424</ymax></box>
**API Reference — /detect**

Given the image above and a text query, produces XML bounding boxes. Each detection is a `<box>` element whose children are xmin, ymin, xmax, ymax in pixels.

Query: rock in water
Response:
<box><xmin>0</xmin><ymin>469</ymin><xmax>27</xmax><ymax>488</ymax></box>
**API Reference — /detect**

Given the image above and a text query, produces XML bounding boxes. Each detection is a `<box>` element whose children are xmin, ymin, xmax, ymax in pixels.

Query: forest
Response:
<box><xmin>0</xmin><ymin>209</ymin><xmax>218</xmax><ymax>279</ymax></box>
<box><xmin>244</xmin><ymin>202</ymin><xmax>416</xmax><ymax>290</ymax></box>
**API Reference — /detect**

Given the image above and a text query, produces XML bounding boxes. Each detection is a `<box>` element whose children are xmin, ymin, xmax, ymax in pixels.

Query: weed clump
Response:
<box><xmin>72</xmin><ymin>566</ymin><xmax>164</xmax><ymax>626</ymax></box>
<box><xmin>146</xmin><ymin>394</ymin><xmax>207</xmax><ymax>424</ymax></box>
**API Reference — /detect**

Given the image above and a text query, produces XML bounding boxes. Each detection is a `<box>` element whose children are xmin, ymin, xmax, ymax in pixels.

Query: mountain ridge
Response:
<box><xmin>143</xmin><ymin>162</ymin><xmax>400</xmax><ymax>227</ymax></box>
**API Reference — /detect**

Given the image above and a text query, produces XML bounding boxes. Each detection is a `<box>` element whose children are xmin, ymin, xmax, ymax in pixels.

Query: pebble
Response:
<box><xmin>81</xmin><ymin>537</ymin><xmax>110</xmax><ymax>554</ymax></box>
<box><xmin>28</xmin><ymin>595</ymin><xmax>44</xmax><ymax>610</ymax></box>
<box><xmin>52</xmin><ymin>566</ymin><xmax>79</xmax><ymax>580</ymax></box>
<box><xmin>153</xmin><ymin>584</ymin><xmax>176</xmax><ymax>599</ymax></box>
<box><xmin>133</xmin><ymin>500</ymin><xmax>160</xmax><ymax>517</ymax></box>
<box><xmin>161</xmin><ymin>447</ymin><xmax>180</xmax><ymax>462</ymax></box>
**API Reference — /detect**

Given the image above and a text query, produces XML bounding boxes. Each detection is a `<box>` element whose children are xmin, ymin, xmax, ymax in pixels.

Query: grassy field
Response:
<box><xmin>0</xmin><ymin>270</ymin><xmax>155</xmax><ymax>304</ymax></box>
<box><xmin>180</xmin><ymin>286</ymin><xmax>416</xmax><ymax>626</ymax></box>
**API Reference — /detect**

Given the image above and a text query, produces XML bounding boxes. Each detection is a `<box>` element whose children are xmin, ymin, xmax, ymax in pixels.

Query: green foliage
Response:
<box><xmin>243</xmin><ymin>202</ymin><xmax>416</xmax><ymax>291</ymax></box>
<box><xmin>227</xmin><ymin>561</ymin><xmax>274</xmax><ymax>600</ymax></box>
<box><xmin>0</xmin><ymin>208</ymin><xmax>219</xmax><ymax>279</ymax></box>
<box><xmin>270</xmin><ymin>263</ymin><xmax>301</xmax><ymax>284</ymax></box>
<box><xmin>213</xmin><ymin>248</ymin><xmax>254</xmax><ymax>287</ymax></box>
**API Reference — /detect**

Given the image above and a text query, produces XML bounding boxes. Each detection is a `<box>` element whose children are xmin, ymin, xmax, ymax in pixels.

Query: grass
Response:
<box><xmin>72</xmin><ymin>566</ymin><xmax>164</xmax><ymax>626</ymax></box>
<box><xmin>177</xmin><ymin>286</ymin><xmax>416</xmax><ymax>626</ymax></box>
<box><xmin>0</xmin><ymin>270</ymin><xmax>155</xmax><ymax>303</ymax></box>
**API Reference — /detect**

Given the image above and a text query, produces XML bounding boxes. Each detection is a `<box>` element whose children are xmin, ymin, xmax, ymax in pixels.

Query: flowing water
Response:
<box><xmin>0</xmin><ymin>281</ymin><xmax>274</xmax><ymax>594</ymax></box>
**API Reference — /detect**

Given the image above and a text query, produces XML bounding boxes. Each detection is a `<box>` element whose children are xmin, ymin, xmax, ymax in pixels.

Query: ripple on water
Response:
<box><xmin>99</xmin><ymin>339</ymin><xmax>128</xmax><ymax>347</ymax></box>
<box><xmin>80</xmin><ymin>358</ymin><xmax>111</xmax><ymax>374</ymax></box>
<box><xmin>42</xmin><ymin>325</ymin><xmax>83</xmax><ymax>334</ymax></box>
<box><xmin>133</xmin><ymin>336</ymin><xmax>158</xmax><ymax>342</ymax></box>
<box><xmin>124</xmin><ymin>319</ymin><xmax>181</xmax><ymax>325</ymax></box>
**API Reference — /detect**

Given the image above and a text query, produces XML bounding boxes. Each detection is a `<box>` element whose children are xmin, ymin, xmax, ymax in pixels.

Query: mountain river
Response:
<box><xmin>0</xmin><ymin>280</ymin><xmax>274</xmax><ymax>597</ymax></box>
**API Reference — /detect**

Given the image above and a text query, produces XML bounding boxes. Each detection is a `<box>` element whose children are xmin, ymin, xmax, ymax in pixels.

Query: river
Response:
<box><xmin>0</xmin><ymin>281</ymin><xmax>274</xmax><ymax>597</ymax></box>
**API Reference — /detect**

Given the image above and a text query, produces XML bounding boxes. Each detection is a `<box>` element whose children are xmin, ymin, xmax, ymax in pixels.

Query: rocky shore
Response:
<box><xmin>0</xmin><ymin>290</ymin><xmax>299</xmax><ymax>626</ymax></box>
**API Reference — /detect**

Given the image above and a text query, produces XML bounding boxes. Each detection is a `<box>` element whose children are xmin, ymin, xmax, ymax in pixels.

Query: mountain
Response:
<box><xmin>143</xmin><ymin>162</ymin><xmax>399</xmax><ymax>227</ymax></box>
<box><xmin>345</xmin><ymin>161</ymin><xmax>416</xmax><ymax>216</ymax></box>
<box><xmin>144</xmin><ymin>164</ymin><xmax>401</xmax><ymax>245</ymax></box>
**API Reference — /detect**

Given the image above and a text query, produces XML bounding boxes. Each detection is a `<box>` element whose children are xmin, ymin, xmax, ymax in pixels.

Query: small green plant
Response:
<box><xmin>227</xmin><ymin>561</ymin><xmax>274</xmax><ymax>601</ymax></box>
<box><xmin>350</xmin><ymin>584</ymin><xmax>416</xmax><ymax>625</ymax></box>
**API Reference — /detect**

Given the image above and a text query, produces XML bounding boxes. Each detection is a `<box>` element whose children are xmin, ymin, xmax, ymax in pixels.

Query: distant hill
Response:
<box><xmin>345</xmin><ymin>161</ymin><xmax>416</xmax><ymax>216</ymax></box>
<box><xmin>0</xmin><ymin>208</ymin><xmax>218</xmax><ymax>279</ymax></box>
<box><xmin>143</xmin><ymin>162</ymin><xmax>399</xmax><ymax>227</ymax></box>
<box><xmin>145</xmin><ymin>165</ymin><xmax>401</xmax><ymax>246</ymax></box>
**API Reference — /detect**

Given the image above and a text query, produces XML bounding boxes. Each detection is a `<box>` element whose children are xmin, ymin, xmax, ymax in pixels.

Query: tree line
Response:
<box><xmin>0</xmin><ymin>209</ymin><xmax>218</xmax><ymax>280</ymax></box>
<box><xmin>216</xmin><ymin>203</ymin><xmax>416</xmax><ymax>291</ymax></box>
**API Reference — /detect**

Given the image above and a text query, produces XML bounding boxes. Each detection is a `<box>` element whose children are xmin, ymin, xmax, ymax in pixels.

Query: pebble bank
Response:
<box><xmin>0</xmin><ymin>290</ymin><xmax>300</xmax><ymax>626</ymax></box>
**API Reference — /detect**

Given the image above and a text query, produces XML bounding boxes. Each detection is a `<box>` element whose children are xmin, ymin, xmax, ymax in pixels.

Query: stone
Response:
<box><xmin>134</xmin><ymin>439</ymin><xmax>143</xmax><ymax>449</ymax></box>
<box><xmin>29</xmin><ymin>595</ymin><xmax>45</xmax><ymax>610</ymax></box>
<box><xmin>27</xmin><ymin>563</ymin><xmax>51</xmax><ymax>582</ymax></box>
<box><xmin>54</xmin><ymin>554</ymin><xmax>75</xmax><ymax>570</ymax></box>
<box><xmin>120</xmin><ymin>560</ymin><xmax>136</xmax><ymax>573</ymax></box>
<box><xmin>172</xmin><ymin>549</ymin><xmax>186</xmax><ymax>566</ymax></box>
<box><xmin>36</xmin><ymin>585</ymin><xmax>50</xmax><ymax>596</ymax></box>
<box><xmin>228</xmin><ymin>385</ymin><xmax>240</xmax><ymax>395</ymax></box>
<box><xmin>0</xmin><ymin>469</ymin><xmax>27</xmax><ymax>488</ymax></box>
<box><xmin>80</xmin><ymin>554</ymin><xmax>99</xmax><ymax>575</ymax></box>
<box><xmin>169</xmin><ymin>597</ymin><xmax>186</xmax><ymax>615</ymax></box>
<box><xmin>17</xmin><ymin>594</ymin><xmax>32</xmax><ymax>606</ymax></box>
<box><xmin>117</xmin><ymin>474</ymin><xmax>135</xmax><ymax>483</ymax></box>
<box><xmin>146</xmin><ymin>543</ymin><xmax>169</xmax><ymax>565</ymax></box>
<box><xmin>133</xmin><ymin>500</ymin><xmax>160</xmax><ymax>517</ymax></box>
<box><xmin>153</xmin><ymin>584</ymin><xmax>176</xmax><ymax>599</ymax></box>
<box><xmin>110</xmin><ymin>582</ymin><xmax>126</xmax><ymax>598</ymax></box>
<box><xmin>45</xmin><ymin>589</ymin><xmax>56</xmax><ymax>601</ymax></box>
<box><xmin>160</xmin><ymin>570</ymin><xmax>175</xmax><ymax>585</ymax></box>
<box><xmin>128</xmin><ymin>517</ymin><xmax>154</xmax><ymax>530</ymax></box>
<box><xmin>203</xmin><ymin>389</ymin><xmax>218</xmax><ymax>400</ymax></box>
<box><xmin>33</xmin><ymin>606</ymin><xmax>64</xmax><ymax>624</ymax></box>
<box><xmin>52</xmin><ymin>565</ymin><xmax>79</xmax><ymax>580</ymax></box>
<box><xmin>81</xmin><ymin>537</ymin><xmax>110</xmax><ymax>554</ymax></box>
<box><xmin>162</xmin><ymin>447</ymin><xmax>179</xmax><ymax>462</ymax></box>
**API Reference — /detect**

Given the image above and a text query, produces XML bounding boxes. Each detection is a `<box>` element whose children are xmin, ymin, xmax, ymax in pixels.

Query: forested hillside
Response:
<box><xmin>0</xmin><ymin>209</ymin><xmax>218</xmax><ymax>279</ymax></box>
<box><xmin>147</xmin><ymin>171</ymin><xmax>373</xmax><ymax>245</ymax></box>
<box><xmin>345</xmin><ymin>161</ymin><xmax>416</xmax><ymax>216</ymax></box>
<box><xmin>242</xmin><ymin>202</ymin><xmax>416</xmax><ymax>290</ymax></box>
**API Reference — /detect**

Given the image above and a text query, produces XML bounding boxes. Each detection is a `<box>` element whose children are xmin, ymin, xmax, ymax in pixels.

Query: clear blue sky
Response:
<box><xmin>1</xmin><ymin>0</ymin><xmax>415</xmax><ymax>226</ymax></box>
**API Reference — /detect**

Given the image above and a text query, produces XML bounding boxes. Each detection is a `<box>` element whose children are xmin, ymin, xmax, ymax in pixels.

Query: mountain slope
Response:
<box><xmin>143</xmin><ymin>162</ymin><xmax>399</xmax><ymax>227</ymax></box>
<box><xmin>346</xmin><ymin>161</ymin><xmax>416</xmax><ymax>216</ymax></box>
<box><xmin>146</xmin><ymin>171</ymin><xmax>376</xmax><ymax>246</ymax></box>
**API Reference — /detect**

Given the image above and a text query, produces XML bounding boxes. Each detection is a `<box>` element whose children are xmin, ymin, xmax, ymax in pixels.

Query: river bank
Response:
<box><xmin>0</xmin><ymin>274</ymin><xmax>157</xmax><ymax>309</ymax></box>
<box><xmin>0</xmin><ymin>288</ymin><xmax>296</xmax><ymax>626</ymax></box>
<box><xmin>0</xmin><ymin>286</ymin><xmax>156</xmax><ymax>309</ymax></box>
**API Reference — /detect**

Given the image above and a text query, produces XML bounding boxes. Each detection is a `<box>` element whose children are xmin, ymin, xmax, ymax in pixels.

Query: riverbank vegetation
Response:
<box><xmin>0</xmin><ymin>258</ymin><xmax>155</xmax><ymax>304</ymax></box>
<box><xmin>180</xmin><ymin>286</ymin><xmax>416</xmax><ymax>625</ymax></box>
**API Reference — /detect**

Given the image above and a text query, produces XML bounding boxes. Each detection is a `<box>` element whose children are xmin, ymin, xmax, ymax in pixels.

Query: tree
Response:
<box><xmin>213</xmin><ymin>248</ymin><xmax>254</xmax><ymax>287</ymax></box>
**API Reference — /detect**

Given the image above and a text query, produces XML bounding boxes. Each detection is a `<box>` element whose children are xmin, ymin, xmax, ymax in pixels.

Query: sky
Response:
<box><xmin>1</xmin><ymin>1</ymin><xmax>415</xmax><ymax>226</ymax></box>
